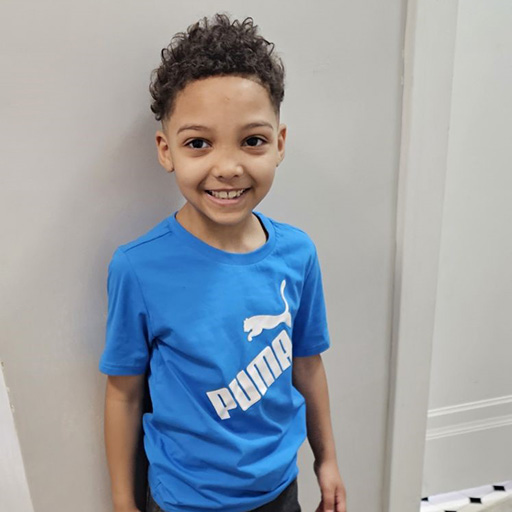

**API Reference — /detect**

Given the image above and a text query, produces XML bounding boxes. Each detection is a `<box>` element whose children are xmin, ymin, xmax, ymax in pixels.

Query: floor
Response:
<box><xmin>421</xmin><ymin>481</ymin><xmax>512</xmax><ymax>512</ymax></box>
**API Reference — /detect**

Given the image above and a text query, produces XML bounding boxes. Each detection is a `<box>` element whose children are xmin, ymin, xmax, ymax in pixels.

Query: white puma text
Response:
<box><xmin>206</xmin><ymin>329</ymin><xmax>292</xmax><ymax>420</ymax></box>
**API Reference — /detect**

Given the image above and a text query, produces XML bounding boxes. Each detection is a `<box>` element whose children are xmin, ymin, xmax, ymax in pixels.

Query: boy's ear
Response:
<box><xmin>276</xmin><ymin>123</ymin><xmax>287</xmax><ymax>167</ymax></box>
<box><xmin>155</xmin><ymin>129</ymin><xmax>175</xmax><ymax>173</ymax></box>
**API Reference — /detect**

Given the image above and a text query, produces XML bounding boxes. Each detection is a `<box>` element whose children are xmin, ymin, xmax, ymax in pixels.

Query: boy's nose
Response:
<box><xmin>211</xmin><ymin>157</ymin><xmax>243</xmax><ymax>179</ymax></box>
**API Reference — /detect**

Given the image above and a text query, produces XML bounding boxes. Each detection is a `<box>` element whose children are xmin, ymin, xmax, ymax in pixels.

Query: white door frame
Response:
<box><xmin>383</xmin><ymin>1</ymin><xmax>459</xmax><ymax>510</ymax></box>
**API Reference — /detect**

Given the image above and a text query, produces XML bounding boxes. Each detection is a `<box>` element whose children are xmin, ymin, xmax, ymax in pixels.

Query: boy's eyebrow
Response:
<box><xmin>176</xmin><ymin>121</ymin><xmax>274</xmax><ymax>135</ymax></box>
<box><xmin>243</xmin><ymin>121</ymin><xmax>274</xmax><ymax>131</ymax></box>
<box><xmin>176</xmin><ymin>124</ymin><xmax>208</xmax><ymax>135</ymax></box>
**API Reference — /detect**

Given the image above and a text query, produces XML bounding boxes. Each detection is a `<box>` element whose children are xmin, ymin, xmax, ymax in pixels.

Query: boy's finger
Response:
<box><xmin>322</xmin><ymin>489</ymin><xmax>335</xmax><ymax>512</ymax></box>
<box><xmin>336</xmin><ymin>488</ymin><xmax>346</xmax><ymax>512</ymax></box>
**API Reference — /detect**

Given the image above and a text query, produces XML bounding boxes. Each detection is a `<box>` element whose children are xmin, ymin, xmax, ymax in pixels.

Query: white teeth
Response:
<box><xmin>210</xmin><ymin>189</ymin><xmax>246</xmax><ymax>199</ymax></box>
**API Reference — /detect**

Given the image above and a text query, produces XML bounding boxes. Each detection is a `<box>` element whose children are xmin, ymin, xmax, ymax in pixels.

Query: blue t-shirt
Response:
<box><xmin>99</xmin><ymin>209</ymin><xmax>331</xmax><ymax>512</ymax></box>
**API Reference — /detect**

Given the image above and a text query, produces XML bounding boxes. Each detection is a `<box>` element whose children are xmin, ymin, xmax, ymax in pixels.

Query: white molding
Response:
<box><xmin>427</xmin><ymin>395</ymin><xmax>512</xmax><ymax>433</ymax></box>
<box><xmin>427</xmin><ymin>396</ymin><xmax>512</xmax><ymax>440</ymax></box>
<box><xmin>429</xmin><ymin>395</ymin><xmax>512</xmax><ymax>418</ymax></box>
<box><xmin>427</xmin><ymin>414</ymin><xmax>512</xmax><ymax>440</ymax></box>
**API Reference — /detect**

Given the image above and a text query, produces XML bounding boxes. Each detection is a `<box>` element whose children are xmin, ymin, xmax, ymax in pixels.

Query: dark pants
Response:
<box><xmin>146</xmin><ymin>478</ymin><xmax>301</xmax><ymax>512</ymax></box>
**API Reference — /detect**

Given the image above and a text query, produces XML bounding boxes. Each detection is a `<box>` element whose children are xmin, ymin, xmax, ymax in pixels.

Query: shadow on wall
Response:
<box><xmin>135</xmin><ymin>372</ymin><xmax>152</xmax><ymax>512</ymax></box>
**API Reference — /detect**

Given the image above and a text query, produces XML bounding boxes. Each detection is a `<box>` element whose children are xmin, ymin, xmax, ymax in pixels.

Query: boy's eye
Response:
<box><xmin>186</xmin><ymin>139</ymin><xmax>210</xmax><ymax>149</ymax></box>
<box><xmin>244</xmin><ymin>136</ymin><xmax>266</xmax><ymax>147</ymax></box>
<box><xmin>185</xmin><ymin>137</ymin><xmax>266</xmax><ymax>149</ymax></box>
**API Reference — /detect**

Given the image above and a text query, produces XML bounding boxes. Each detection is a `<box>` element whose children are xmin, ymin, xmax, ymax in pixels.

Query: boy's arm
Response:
<box><xmin>293</xmin><ymin>354</ymin><xmax>347</xmax><ymax>511</ymax></box>
<box><xmin>104</xmin><ymin>374</ymin><xmax>146</xmax><ymax>512</ymax></box>
<box><xmin>292</xmin><ymin>354</ymin><xmax>338</xmax><ymax>465</ymax></box>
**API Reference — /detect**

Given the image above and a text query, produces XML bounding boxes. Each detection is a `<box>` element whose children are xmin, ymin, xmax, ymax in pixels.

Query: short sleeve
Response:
<box><xmin>292</xmin><ymin>244</ymin><xmax>331</xmax><ymax>357</ymax></box>
<box><xmin>98</xmin><ymin>248</ymin><xmax>152</xmax><ymax>375</ymax></box>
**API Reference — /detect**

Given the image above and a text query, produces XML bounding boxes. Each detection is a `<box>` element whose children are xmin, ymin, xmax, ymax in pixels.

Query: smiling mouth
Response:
<box><xmin>206</xmin><ymin>188</ymin><xmax>250</xmax><ymax>199</ymax></box>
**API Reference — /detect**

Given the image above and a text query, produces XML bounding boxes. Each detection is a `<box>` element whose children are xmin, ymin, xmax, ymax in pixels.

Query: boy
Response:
<box><xmin>99</xmin><ymin>13</ymin><xmax>347</xmax><ymax>512</ymax></box>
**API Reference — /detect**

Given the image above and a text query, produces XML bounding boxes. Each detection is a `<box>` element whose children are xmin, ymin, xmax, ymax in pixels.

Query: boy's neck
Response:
<box><xmin>175</xmin><ymin>203</ymin><xmax>268</xmax><ymax>253</ymax></box>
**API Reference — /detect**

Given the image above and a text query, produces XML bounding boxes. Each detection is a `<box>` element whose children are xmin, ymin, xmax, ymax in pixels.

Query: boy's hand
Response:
<box><xmin>313</xmin><ymin>459</ymin><xmax>347</xmax><ymax>512</ymax></box>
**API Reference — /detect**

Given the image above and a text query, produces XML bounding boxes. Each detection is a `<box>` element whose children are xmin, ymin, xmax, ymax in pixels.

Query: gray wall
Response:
<box><xmin>0</xmin><ymin>1</ymin><xmax>405</xmax><ymax>511</ymax></box>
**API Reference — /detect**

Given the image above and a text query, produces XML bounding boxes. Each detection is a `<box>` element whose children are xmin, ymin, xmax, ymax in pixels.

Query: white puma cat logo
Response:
<box><xmin>243</xmin><ymin>279</ymin><xmax>292</xmax><ymax>341</ymax></box>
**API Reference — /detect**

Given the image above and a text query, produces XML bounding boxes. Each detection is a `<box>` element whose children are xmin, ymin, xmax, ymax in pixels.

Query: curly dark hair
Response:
<box><xmin>149</xmin><ymin>13</ymin><xmax>285</xmax><ymax>123</ymax></box>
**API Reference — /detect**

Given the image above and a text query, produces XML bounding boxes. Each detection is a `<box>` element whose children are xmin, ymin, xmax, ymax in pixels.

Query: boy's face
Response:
<box><xmin>155</xmin><ymin>75</ymin><xmax>286</xmax><ymax>233</ymax></box>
